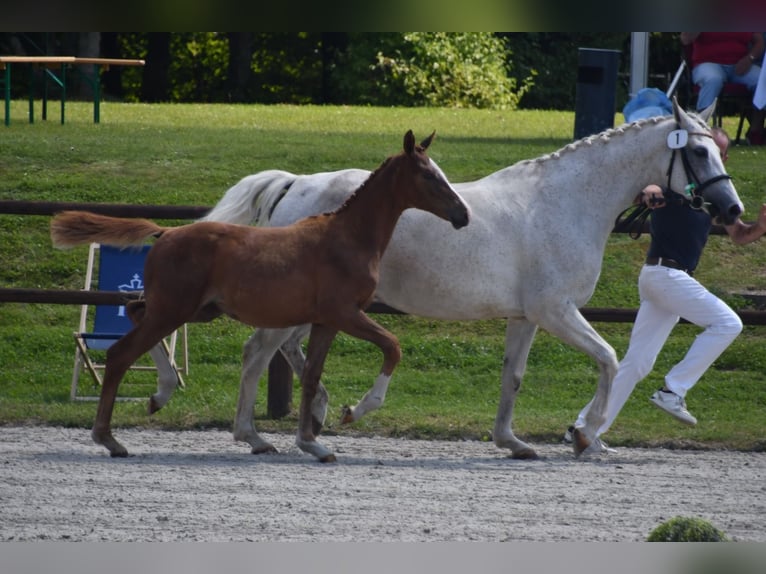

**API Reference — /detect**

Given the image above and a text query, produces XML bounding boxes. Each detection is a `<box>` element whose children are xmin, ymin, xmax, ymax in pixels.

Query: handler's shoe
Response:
<box><xmin>580</xmin><ymin>437</ymin><xmax>617</xmax><ymax>456</ymax></box>
<box><xmin>649</xmin><ymin>389</ymin><xmax>697</xmax><ymax>426</ymax></box>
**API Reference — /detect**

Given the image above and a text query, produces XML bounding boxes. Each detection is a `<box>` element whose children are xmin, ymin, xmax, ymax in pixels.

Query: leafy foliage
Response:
<box><xmin>374</xmin><ymin>32</ymin><xmax>534</xmax><ymax>109</ymax></box>
<box><xmin>647</xmin><ymin>516</ymin><xmax>729</xmax><ymax>542</ymax></box>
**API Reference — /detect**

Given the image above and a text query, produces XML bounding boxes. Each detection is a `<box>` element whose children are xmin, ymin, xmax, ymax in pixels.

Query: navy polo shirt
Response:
<box><xmin>646</xmin><ymin>193</ymin><xmax>712</xmax><ymax>272</ymax></box>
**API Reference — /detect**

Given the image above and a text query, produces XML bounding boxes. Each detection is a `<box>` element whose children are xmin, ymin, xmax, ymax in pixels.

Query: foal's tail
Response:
<box><xmin>50</xmin><ymin>210</ymin><xmax>170</xmax><ymax>249</ymax></box>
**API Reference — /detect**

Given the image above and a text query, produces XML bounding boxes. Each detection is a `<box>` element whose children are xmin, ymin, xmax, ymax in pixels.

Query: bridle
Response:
<box><xmin>665</xmin><ymin>126</ymin><xmax>732</xmax><ymax>213</ymax></box>
<box><xmin>615</xmin><ymin>124</ymin><xmax>732</xmax><ymax>239</ymax></box>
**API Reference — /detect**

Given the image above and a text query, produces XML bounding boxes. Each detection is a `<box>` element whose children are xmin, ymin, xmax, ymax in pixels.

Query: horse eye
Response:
<box><xmin>693</xmin><ymin>146</ymin><xmax>708</xmax><ymax>158</ymax></box>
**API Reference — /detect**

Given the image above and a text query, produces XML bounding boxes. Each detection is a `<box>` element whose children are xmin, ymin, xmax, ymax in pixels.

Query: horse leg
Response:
<box><xmin>279</xmin><ymin>323</ymin><xmax>329</xmax><ymax>434</ymax></box>
<box><xmin>537</xmin><ymin>305</ymin><xmax>618</xmax><ymax>456</ymax></box>
<box><xmin>493</xmin><ymin>318</ymin><xmax>540</xmax><ymax>459</ymax></box>
<box><xmin>233</xmin><ymin>327</ymin><xmax>296</xmax><ymax>454</ymax></box>
<box><xmin>147</xmin><ymin>344</ymin><xmax>180</xmax><ymax>414</ymax></box>
<box><xmin>126</xmin><ymin>300</ymin><xmax>180</xmax><ymax>415</ymax></box>
<box><xmin>92</xmin><ymin>318</ymin><xmax>181</xmax><ymax>457</ymax></box>
<box><xmin>336</xmin><ymin>312</ymin><xmax>402</xmax><ymax>424</ymax></box>
<box><xmin>142</xmin><ymin>343</ymin><xmax>180</xmax><ymax>417</ymax></box>
<box><xmin>295</xmin><ymin>324</ymin><xmax>338</xmax><ymax>463</ymax></box>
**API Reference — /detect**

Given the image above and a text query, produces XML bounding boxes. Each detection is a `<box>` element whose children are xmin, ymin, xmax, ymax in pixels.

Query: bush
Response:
<box><xmin>374</xmin><ymin>32</ymin><xmax>534</xmax><ymax>110</ymax></box>
<box><xmin>647</xmin><ymin>516</ymin><xmax>729</xmax><ymax>542</ymax></box>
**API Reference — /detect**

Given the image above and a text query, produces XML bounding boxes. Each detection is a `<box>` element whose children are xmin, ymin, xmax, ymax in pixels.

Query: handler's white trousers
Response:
<box><xmin>576</xmin><ymin>264</ymin><xmax>743</xmax><ymax>437</ymax></box>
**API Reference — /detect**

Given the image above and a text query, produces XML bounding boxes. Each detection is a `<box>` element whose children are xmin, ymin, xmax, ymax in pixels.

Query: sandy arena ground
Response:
<box><xmin>1</xmin><ymin>425</ymin><xmax>764</xmax><ymax>542</ymax></box>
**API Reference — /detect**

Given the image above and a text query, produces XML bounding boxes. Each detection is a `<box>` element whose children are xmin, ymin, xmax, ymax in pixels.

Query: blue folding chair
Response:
<box><xmin>71</xmin><ymin>243</ymin><xmax>188</xmax><ymax>400</ymax></box>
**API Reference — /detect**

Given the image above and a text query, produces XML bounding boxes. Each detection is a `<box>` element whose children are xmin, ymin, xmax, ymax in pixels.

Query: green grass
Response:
<box><xmin>1</xmin><ymin>101</ymin><xmax>765</xmax><ymax>451</ymax></box>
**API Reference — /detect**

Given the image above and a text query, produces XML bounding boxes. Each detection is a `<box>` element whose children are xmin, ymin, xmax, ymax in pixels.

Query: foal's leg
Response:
<box><xmin>233</xmin><ymin>327</ymin><xmax>295</xmax><ymax>454</ymax></box>
<box><xmin>92</xmin><ymin>318</ymin><xmax>181</xmax><ymax>457</ymax></box>
<box><xmin>126</xmin><ymin>301</ymin><xmax>180</xmax><ymax>414</ymax></box>
<box><xmin>493</xmin><ymin>318</ymin><xmax>540</xmax><ymax>459</ymax></box>
<box><xmin>295</xmin><ymin>324</ymin><xmax>338</xmax><ymax>462</ymax></box>
<box><xmin>280</xmin><ymin>324</ymin><xmax>329</xmax><ymax>433</ymax></box>
<box><xmin>336</xmin><ymin>312</ymin><xmax>402</xmax><ymax>424</ymax></box>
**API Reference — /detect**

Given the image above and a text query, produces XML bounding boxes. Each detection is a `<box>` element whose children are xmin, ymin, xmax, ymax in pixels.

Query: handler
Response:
<box><xmin>568</xmin><ymin>127</ymin><xmax>766</xmax><ymax>454</ymax></box>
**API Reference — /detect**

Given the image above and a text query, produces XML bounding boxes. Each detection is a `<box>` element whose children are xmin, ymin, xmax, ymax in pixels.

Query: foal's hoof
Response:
<box><xmin>319</xmin><ymin>453</ymin><xmax>337</xmax><ymax>463</ymax></box>
<box><xmin>92</xmin><ymin>430</ymin><xmax>129</xmax><ymax>458</ymax></box>
<box><xmin>510</xmin><ymin>448</ymin><xmax>539</xmax><ymax>460</ymax></box>
<box><xmin>339</xmin><ymin>405</ymin><xmax>354</xmax><ymax>424</ymax></box>
<box><xmin>572</xmin><ymin>428</ymin><xmax>590</xmax><ymax>456</ymax></box>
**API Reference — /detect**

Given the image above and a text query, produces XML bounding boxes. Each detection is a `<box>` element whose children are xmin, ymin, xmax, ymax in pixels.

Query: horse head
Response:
<box><xmin>401</xmin><ymin>129</ymin><xmax>470</xmax><ymax>229</ymax></box>
<box><xmin>669</xmin><ymin>98</ymin><xmax>743</xmax><ymax>225</ymax></box>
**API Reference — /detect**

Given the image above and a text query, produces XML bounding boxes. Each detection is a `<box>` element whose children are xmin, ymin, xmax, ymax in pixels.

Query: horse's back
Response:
<box><xmin>269</xmin><ymin>169</ymin><xmax>370</xmax><ymax>227</ymax></box>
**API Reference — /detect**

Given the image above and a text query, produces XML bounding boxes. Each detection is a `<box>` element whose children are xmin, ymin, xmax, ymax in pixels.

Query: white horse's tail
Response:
<box><xmin>202</xmin><ymin>170</ymin><xmax>299</xmax><ymax>225</ymax></box>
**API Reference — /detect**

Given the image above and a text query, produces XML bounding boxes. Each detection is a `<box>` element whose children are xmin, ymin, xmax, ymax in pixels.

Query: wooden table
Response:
<box><xmin>0</xmin><ymin>56</ymin><xmax>145</xmax><ymax>125</ymax></box>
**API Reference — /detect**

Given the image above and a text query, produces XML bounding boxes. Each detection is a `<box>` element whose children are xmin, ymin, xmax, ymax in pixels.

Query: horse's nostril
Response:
<box><xmin>729</xmin><ymin>204</ymin><xmax>742</xmax><ymax>217</ymax></box>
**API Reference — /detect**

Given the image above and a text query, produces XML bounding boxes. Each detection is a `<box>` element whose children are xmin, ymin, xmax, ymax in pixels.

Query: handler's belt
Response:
<box><xmin>645</xmin><ymin>256</ymin><xmax>692</xmax><ymax>276</ymax></box>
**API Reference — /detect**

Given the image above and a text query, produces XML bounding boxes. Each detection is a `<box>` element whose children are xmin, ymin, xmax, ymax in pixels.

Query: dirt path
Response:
<box><xmin>1</xmin><ymin>425</ymin><xmax>764</xmax><ymax>542</ymax></box>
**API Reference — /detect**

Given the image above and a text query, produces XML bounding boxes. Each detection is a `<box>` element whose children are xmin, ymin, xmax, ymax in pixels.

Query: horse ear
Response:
<box><xmin>420</xmin><ymin>131</ymin><xmax>436</xmax><ymax>150</ymax></box>
<box><xmin>672</xmin><ymin>95</ymin><xmax>683</xmax><ymax>123</ymax></box>
<box><xmin>698</xmin><ymin>99</ymin><xmax>717</xmax><ymax>123</ymax></box>
<box><xmin>404</xmin><ymin>130</ymin><xmax>415</xmax><ymax>155</ymax></box>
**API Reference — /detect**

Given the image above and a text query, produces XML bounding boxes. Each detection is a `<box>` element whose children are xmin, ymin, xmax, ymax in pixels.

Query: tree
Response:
<box><xmin>225</xmin><ymin>32</ymin><xmax>254</xmax><ymax>103</ymax></box>
<box><xmin>373</xmin><ymin>33</ymin><xmax>534</xmax><ymax>109</ymax></box>
<box><xmin>141</xmin><ymin>33</ymin><xmax>171</xmax><ymax>102</ymax></box>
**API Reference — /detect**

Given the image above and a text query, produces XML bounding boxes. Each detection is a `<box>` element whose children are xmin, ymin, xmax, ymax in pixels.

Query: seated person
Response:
<box><xmin>681</xmin><ymin>32</ymin><xmax>765</xmax><ymax>144</ymax></box>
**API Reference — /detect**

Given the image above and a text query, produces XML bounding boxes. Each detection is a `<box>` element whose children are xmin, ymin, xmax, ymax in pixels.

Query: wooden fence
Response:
<box><xmin>2</xmin><ymin>200</ymin><xmax>764</xmax><ymax>417</ymax></box>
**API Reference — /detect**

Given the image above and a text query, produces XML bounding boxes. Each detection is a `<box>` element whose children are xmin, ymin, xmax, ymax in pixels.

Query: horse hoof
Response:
<box><xmin>510</xmin><ymin>448</ymin><xmax>539</xmax><ymax>460</ymax></box>
<box><xmin>251</xmin><ymin>444</ymin><xmax>278</xmax><ymax>455</ymax></box>
<box><xmin>319</xmin><ymin>453</ymin><xmax>337</xmax><ymax>463</ymax></box>
<box><xmin>92</xmin><ymin>430</ymin><xmax>128</xmax><ymax>458</ymax></box>
<box><xmin>572</xmin><ymin>428</ymin><xmax>590</xmax><ymax>456</ymax></box>
<box><xmin>147</xmin><ymin>397</ymin><xmax>161</xmax><ymax>415</ymax></box>
<box><xmin>339</xmin><ymin>405</ymin><xmax>354</xmax><ymax>424</ymax></box>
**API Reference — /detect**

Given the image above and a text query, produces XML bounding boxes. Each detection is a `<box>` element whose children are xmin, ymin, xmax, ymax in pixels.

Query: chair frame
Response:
<box><xmin>71</xmin><ymin>242</ymin><xmax>188</xmax><ymax>401</ymax></box>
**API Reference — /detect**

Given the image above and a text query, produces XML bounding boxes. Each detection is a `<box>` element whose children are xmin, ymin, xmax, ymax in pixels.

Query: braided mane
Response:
<box><xmin>521</xmin><ymin>113</ymin><xmax>709</xmax><ymax>166</ymax></box>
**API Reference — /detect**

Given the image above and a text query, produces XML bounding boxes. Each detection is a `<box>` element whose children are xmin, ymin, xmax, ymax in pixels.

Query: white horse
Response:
<box><xmin>155</xmin><ymin>99</ymin><xmax>741</xmax><ymax>459</ymax></box>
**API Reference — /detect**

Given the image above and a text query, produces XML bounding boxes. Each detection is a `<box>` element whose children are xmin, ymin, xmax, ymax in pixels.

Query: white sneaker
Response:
<box><xmin>581</xmin><ymin>437</ymin><xmax>617</xmax><ymax>456</ymax></box>
<box><xmin>649</xmin><ymin>389</ymin><xmax>697</xmax><ymax>426</ymax></box>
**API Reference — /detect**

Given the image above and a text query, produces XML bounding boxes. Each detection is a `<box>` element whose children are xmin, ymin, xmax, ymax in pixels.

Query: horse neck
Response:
<box><xmin>546</xmin><ymin>122</ymin><xmax>672</xmax><ymax>224</ymax></box>
<box><xmin>330</xmin><ymin>165</ymin><xmax>408</xmax><ymax>257</ymax></box>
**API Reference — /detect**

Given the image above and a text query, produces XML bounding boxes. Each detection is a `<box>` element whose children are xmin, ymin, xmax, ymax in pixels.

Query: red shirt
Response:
<box><xmin>691</xmin><ymin>32</ymin><xmax>756</xmax><ymax>66</ymax></box>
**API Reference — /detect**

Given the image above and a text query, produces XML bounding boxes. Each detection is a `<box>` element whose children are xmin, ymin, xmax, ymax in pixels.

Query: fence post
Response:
<box><xmin>267</xmin><ymin>353</ymin><xmax>293</xmax><ymax>419</ymax></box>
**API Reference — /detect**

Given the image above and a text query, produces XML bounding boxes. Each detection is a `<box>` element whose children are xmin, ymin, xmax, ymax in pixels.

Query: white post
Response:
<box><xmin>630</xmin><ymin>32</ymin><xmax>650</xmax><ymax>98</ymax></box>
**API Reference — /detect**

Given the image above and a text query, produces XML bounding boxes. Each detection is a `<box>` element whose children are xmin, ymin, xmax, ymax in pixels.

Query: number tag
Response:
<box><xmin>667</xmin><ymin>129</ymin><xmax>688</xmax><ymax>149</ymax></box>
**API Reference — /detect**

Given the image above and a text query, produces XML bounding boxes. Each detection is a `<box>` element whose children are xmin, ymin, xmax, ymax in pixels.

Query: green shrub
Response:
<box><xmin>374</xmin><ymin>32</ymin><xmax>534</xmax><ymax>110</ymax></box>
<box><xmin>647</xmin><ymin>516</ymin><xmax>729</xmax><ymax>542</ymax></box>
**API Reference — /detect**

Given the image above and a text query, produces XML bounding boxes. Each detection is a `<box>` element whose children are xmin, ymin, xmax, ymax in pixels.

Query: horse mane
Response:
<box><xmin>522</xmin><ymin>112</ymin><xmax>709</xmax><ymax>166</ymax></box>
<box><xmin>305</xmin><ymin>155</ymin><xmax>395</xmax><ymax>221</ymax></box>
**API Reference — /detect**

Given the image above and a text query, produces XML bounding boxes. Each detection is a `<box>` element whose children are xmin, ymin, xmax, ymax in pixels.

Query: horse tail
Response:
<box><xmin>202</xmin><ymin>170</ymin><xmax>298</xmax><ymax>226</ymax></box>
<box><xmin>50</xmin><ymin>210</ymin><xmax>169</xmax><ymax>249</ymax></box>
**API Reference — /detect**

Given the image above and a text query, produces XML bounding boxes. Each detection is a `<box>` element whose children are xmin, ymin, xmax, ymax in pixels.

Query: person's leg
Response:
<box><xmin>729</xmin><ymin>63</ymin><xmax>762</xmax><ymax>90</ymax></box>
<box><xmin>692</xmin><ymin>62</ymin><xmax>727</xmax><ymax>110</ymax></box>
<box><xmin>662</xmin><ymin>280</ymin><xmax>742</xmax><ymax>398</ymax></box>
<box><xmin>575</xmin><ymin>266</ymin><xmax>680</xmax><ymax>436</ymax></box>
<box><xmin>647</xmin><ymin>269</ymin><xmax>742</xmax><ymax>425</ymax></box>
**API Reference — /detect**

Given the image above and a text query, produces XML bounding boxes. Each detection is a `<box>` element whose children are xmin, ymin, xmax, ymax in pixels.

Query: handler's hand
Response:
<box><xmin>641</xmin><ymin>184</ymin><xmax>665</xmax><ymax>209</ymax></box>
